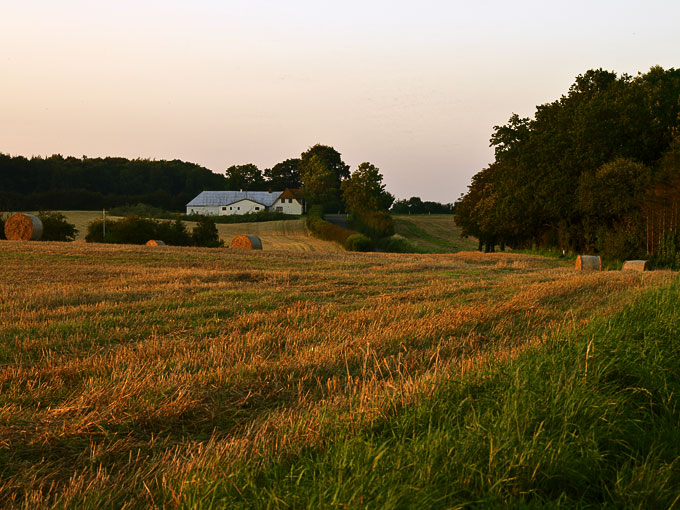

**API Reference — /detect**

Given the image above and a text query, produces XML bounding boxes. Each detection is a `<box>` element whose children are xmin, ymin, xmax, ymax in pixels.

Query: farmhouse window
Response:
<box><xmin>222</xmin><ymin>207</ymin><xmax>226</xmax><ymax>211</ymax></box>
<box><xmin>276</xmin><ymin>207</ymin><xmax>283</xmax><ymax>212</ymax></box>
<box><xmin>255</xmin><ymin>207</ymin><xmax>260</xmax><ymax>210</ymax></box>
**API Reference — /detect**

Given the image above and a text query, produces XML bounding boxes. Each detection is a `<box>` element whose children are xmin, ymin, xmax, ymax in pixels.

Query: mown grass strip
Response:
<box><xmin>191</xmin><ymin>278</ymin><xmax>680</xmax><ymax>509</ymax></box>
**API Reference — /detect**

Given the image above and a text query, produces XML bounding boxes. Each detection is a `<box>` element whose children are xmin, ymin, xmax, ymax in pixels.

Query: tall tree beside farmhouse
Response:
<box><xmin>299</xmin><ymin>155</ymin><xmax>337</xmax><ymax>206</ymax></box>
<box><xmin>224</xmin><ymin>164</ymin><xmax>266</xmax><ymax>191</ymax></box>
<box><xmin>299</xmin><ymin>145</ymin><xmax>350</xmax><ymax>185</ymax></box>
<box><xmin>455</xmin><ymin>66</ymin><xmax>680</xmax><ymax>261</ymax></box>
<box><xmin>264</xmin><ymin>158</ymin><xmax>302</xmax><ymax>189</ymax></box>
<box><xmin>299</xmin><ymin>145</ymin><xmax>350</xmax><ymax>209</ymax></box>
<box><xmin>341</xmin><ymin>162</ymin><xmax>393</xmax><ymax>214</ymax></box>
<box><xmin>341</xmin><ymin>162</ymin><xmax>395</xmax><ymax>239</ymax></box>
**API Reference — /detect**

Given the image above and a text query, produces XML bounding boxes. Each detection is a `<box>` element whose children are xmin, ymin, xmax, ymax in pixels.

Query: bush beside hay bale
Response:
<box><xmin>622</xmin><ymin>260</ymin><xmax>647</xmax><ymax>272</ymax></box>
<box><xmin>191</xmin><ymin>216</ymin><xmax>223</xmax><ymax>247</ymax></box>
<box><xmin>86</xmin><ymin>217</ymin><xmax>194</xmax><ymax>246</ymax></box>
<box><xmin>231</xmin><ymin>235</ymin><xmax>263</xmax><ymax>250</ymax></box>
<box><xmin>575</xmin><ymin>255</ymin><xmax>601</xmax><ymax>271</ymax></box>
<box><xmin>4</xmin><ymin>213</ymin><xmax>43</xmax><ymax>241</ymax></box>
<box><xmin>146</xmin><ymin>240</ymin><xmax>166</xmax><ymax>246</ymax></box>
<box><xmin>37</xmin><ymin>211</ymin><xmax>78</xmax><ymax>241</ymax></box>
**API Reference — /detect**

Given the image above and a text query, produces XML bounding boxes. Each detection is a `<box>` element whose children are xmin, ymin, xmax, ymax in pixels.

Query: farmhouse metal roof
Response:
<box><xmin>187</xmin><ymin>191</ymin><xmax>283</xmax><ymax>207</ymax></box>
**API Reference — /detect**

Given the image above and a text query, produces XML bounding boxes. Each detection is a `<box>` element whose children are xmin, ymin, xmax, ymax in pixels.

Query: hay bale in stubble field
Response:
<box><xmin>146</xmin><ymin>240</ymin><xmax>166</xmax><ymax>246</ymax></box>
<box><xmin>231</xmin><ymin>234</ymin><xmax>262</xmax><ymax>250</ymax></box>
<box><xmin>4</xmin><ymin>213</ymin><xmax>43</xmax><ymax>241</ymax></box>
<box><xmin>622</xmin><ymin>260</ymin><xmax>647</xmax><ymax>272</ymax></box>
<box><xmin>575</xmin><ymin>255</ymin><xmax>601</xmax><ymax>271</ymax></box>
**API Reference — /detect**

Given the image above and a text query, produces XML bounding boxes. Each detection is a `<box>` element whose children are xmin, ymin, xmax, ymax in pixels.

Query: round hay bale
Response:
<box><xmin>4</xmin><ymin>213</ymin><xmax>43</xmax><ymax>241</ymax></box>
<box><xmin>575</xmin><ymin>255</ymin><xmax>601</xmax><ymax>271</ymax></box>
<box><xmin>622</xmin><ymin>260</ymin><xmax>647</xmax><ymax>272</ymax></box>
<box><xmin>146</xmin><ymin>240</ymin><xmax>166</xmax><ymax>246</ymax></box>
<box><xmin>231</xmin><ymin>234</ymin><xmax>262</xmax><ymax>250</ymax></box>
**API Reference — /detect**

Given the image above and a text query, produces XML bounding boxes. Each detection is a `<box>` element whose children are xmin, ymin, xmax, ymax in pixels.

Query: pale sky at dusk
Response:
<box><xmin>1</xmin><ymin>1</ymin><xmax>679</xmax><ymax>203</ymax></box>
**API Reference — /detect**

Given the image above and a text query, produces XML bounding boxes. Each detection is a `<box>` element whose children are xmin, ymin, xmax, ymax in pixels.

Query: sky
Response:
<box><xmin>1</xmin><ymin>1</ymin><xmax>679</xmax><ymax>203</ymax></box>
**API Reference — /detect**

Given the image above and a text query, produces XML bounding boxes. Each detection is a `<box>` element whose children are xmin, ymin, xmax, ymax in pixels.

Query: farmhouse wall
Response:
<box><xmin>271</xmin><ymin>198</ymin><xmax>303</xmax><ymax>215</ymax></box>
<box><xmin>220</xmin><ymin>199</ymin><xmax>266</xmax><ymax>215</ymax></box>
<box><xmin>186</xmin><ymin>205</ymin><xmax>221</xmax><ymax>216</ymax></box>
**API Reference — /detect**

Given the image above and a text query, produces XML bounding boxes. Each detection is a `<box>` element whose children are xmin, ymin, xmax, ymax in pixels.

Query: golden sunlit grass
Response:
<box><xmin>0</xmin><ymin>241</ymin><xmax>673</xmax><ymax>508</ymax></box>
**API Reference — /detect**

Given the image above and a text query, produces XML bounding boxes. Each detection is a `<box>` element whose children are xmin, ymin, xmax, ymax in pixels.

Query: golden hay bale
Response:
<box><xmin>231</xmin><ymin>234</ymin><xmax>262</xmax><ymax>250</ymax></box>
<box><xmin>622</xmin><ymin>260</ymin><xmax>647</xmax><ymax>272</ymax></box>
<box><xmin>4</xmin><ymin>213</ymin><xmax>43</xmax><ymax>241</ymax></box>
<box><xmin>575</xmin><ymin>255</ymin><xmax>601</xmax><ymax>271</ymax></box>
<box><xmin>146</xmin><ymin>240</ymin><xmax>166</xmax><ymax>246</ymax></box>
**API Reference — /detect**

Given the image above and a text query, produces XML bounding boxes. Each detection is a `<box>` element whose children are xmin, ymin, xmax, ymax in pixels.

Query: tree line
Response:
<box><xmin>0</xmin><ymin>145</ymin><xmax>395</xmax><ymax>215</ymax></box>
<box><xmin>0</xmin><ymin>155</ymin><xmax>226</xmax><ymax>211</ymax></box>
<box><xmin>455</xmin><ymin>66</ymin><xmax>680</xmax><ymax>265</ymax></box>
<box><xmin>391</xmin><ymin>196</ymin><xmax>455</xmax><ymax>214</ymax></box>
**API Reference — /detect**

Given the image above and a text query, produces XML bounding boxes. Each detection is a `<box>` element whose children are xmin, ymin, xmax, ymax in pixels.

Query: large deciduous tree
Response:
<box><xmin>264</xmin><ymin>158</ymin><xmax>301</xmax><ymax>190</ymax></box>
<box><xmin>299</xmin><ymin>144</ymin><xmax>349</xmax><ymax>208</ymax></box>
<box><xmin>455</xmin><ymin>66</ymin><xmax>680</xmax><ymax>261</ymax></box>
<box><xmin>224</xmin><ymin>164</ymin><xmax>266</xmax><ymax>191</ymax></box>
<box><xmin>341</xmin><ymin>162</ymin><xmax>393</xmax><ymax>214</ymax></box>
<box><xmin>299</xmin><ymin>154</ymin><xmax>337</xmax><ymax>206</ymax></box>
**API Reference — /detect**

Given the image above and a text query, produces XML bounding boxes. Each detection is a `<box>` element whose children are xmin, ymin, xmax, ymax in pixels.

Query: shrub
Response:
<box><xmin>0</xmin><ymin>214</ymin><xmax>6</xmax><ymax>240</ymax></box>
<box><xmin>108</xmin><ymin>217</ymin><xmax>158</xmax><ymax>245</ymax></box>
<box><xmin>185</xmin><ymin>210</ymin><xmax>298</xmax><ymax>224</ymax></box>
<box><xmin>191</xmin><ymin>216</ymin><xmax>223</xmax><ymax>247</ymax></box>
<box><xmin>156</xmin><ymin>219</ymin><xmax>192</xmax><ymax>246</ymax></box>
<box><xmin>37</xmin><ymin>211</ymin><xmax>79</xmax><ymax>242</ymax></box>
<box><xmin>86</xmin><ymin>216</ymin><xmax>199</xmax><ymax>246</ymax></box>
<box><xmin>377</xmin><ymin>235</ymin><xmax>421</xmax><ymax>253</ymax></box>
<box><xmin>306</xmin><ymin>206</ymin><xmax>366</xmax><ymax>249</ymax></box>
<box><xmin>85</xmin><ymin>219</ymin><xmax>105</xmax><ymax>243</ymax></box>
<box><xmin>352</xmin><ymin>211</ymin><xmax>395</xmax><ymax>239</ymax></box>
<box><xmin>344</xmin><ymin>234</ymin><xmax>374</xmax><ymax>252</ymax></box>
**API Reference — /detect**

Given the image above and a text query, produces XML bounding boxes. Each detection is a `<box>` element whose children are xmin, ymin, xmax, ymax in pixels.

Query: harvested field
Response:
<box><xmin>0</xmin><ymin>241</ymin><xmax>672</xmax><ymax>507</ymax></box>
<box><xmin>212</xmin><ymin>218</ymin><xmax>340</xmax><ymax>252</ymax></box>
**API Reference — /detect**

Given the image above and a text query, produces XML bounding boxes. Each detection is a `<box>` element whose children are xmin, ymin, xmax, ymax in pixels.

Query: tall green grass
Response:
<box><xmin>189</xmin><ymin>278</ymin><xmax>680</xmax><ymax>508</ymax></box>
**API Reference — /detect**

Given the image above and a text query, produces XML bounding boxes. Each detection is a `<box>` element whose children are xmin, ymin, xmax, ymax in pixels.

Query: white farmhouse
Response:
<box><xmin>186</xmin><ymin>189</ymin><xmax>303</xmax><ymax>216</ymax></box>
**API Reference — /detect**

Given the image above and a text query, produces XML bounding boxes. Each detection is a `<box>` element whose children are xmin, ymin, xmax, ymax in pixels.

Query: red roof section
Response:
<box><xmin>279</xmin><ymin>188</ymin><xmax>303</xmax><ymax>200</ymax></box>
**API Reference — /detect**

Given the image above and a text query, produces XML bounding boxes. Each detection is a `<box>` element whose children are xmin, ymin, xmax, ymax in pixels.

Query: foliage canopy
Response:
<box><xmin>455</xmin><ymin>66</ymin><xmax>680</xmax><ymax>263</ymax></box>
